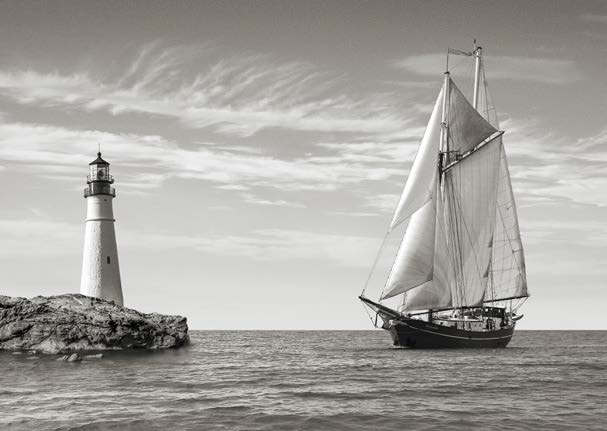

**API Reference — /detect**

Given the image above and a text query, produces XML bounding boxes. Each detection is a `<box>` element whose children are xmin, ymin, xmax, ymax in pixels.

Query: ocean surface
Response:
<box><xmin>1</xmin><ymin>330</ymin><xmax>605</xmax><ymax>430</ymax></box>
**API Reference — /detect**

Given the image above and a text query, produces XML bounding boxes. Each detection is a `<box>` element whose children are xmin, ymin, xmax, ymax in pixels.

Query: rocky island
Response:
<box><xmin>0</xmin><ymin>294</ymin><xmax>188</xmax><ymax>354</ymax></box>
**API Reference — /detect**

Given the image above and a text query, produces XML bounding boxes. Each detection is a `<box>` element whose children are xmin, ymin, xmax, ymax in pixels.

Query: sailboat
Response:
<box><xmin>360</xmin><ymin>45</ymin><xmax>529</xmax><ymax>348</ymax></box>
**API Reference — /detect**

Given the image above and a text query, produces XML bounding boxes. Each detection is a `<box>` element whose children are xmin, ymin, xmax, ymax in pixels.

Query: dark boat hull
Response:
<box><xmin>387</xmin><ymin>318</ymin><xmax>515</xmax><ymax>349</ymax></box>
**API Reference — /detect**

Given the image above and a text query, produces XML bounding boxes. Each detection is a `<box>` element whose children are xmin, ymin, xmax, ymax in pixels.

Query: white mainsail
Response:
<box><xmin>443</xmin><ymin>137</ymin><xmax>502</xmax><ymax>308</ymax></box>
<box><xmin>380</xmin><ymin>73</ymin><xmax>527</xmax><ymax>311</ymax></box>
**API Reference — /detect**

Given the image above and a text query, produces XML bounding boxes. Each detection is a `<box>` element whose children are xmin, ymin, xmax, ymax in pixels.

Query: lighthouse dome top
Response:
<box><xmin>89</xmin><ymin>152</ymin><xmax>109</xmax><ymax>166</ymax></box>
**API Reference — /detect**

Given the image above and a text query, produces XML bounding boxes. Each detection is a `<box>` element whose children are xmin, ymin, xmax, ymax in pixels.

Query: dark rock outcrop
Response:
<box><xmin>0</xmin><ymin>294</ymin><xmax>189</xmax><ymax>354</ymax></box>
<box><xmin>57</xmin><ymin>353</ymin><xmax>82</xmax><ymax>362</ymax></box>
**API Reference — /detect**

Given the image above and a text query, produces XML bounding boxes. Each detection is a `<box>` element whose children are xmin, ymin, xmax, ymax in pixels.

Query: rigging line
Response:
<box><xmin>482</xmin><ymin>62</ymin><xmax>499</xmax><ymax>129</ymax></box>
<box><xmin>361</xmin><ymin>228</ymin><xmax>391</xmax><ymax>297</ymax></box>
<box><xmin>512</xmin><ymin>297</ymin><xmax>527</xmax><ymax>313</ymax></box>
<box><xmin>482</xmin><ymin>62</ymin><xmax>491</xmax><ymax>123</ymax></box>
<box><xmin>448</xmin><ymin>52</ymin><xmax>471</xmax><ymax>75</ymax></box>
<box><xmin>360</xmin><ymin>301</ymin><xmax>378</xmax><ymax>327</ymax></box>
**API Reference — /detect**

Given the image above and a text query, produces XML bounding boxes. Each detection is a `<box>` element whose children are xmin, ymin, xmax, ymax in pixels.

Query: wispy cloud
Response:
<box><xmin>0</xmin><ymin>218</ymin><xmax>81</xmax><ymax>257</ymax></box>
<box><xmin>502</xmin><ymin>118</ymin><xmax>607</xmax><ymax>207</ymax></box>
<box><xmin>240</xmin><ymin>193</ymin><xmax>306</xmax><ymax>208</ymax></box>
<box><xmin>365</xmin><ymin>193</ymin><xmax>400</xmax><ymax>213</ymax></box>
<box><xmin>0</xmin><ymin>216</ymin><xmax>379</xmax><ymax>267</ymax></box>
<box><xmin>0</xmin><ymin>44</ymin><xmax>406</xmax><ymax>137</ymax></box>
<box><xmin>0</xmin><ymin>120</ymin><xmax>408</xmax><ymax>193</ymax></box>
<box><xmin>137</xmin><ymin>228</ymin><xmax>380</xmax><ymax>267</ymax></box>
<box><xmin>317</xmin><ymin>140</ymin><xmax>421</xmax><ymax>165</ymax></box>
<box><xmin>395</xmin><ymin>54</ymin><xmax>582</xmax><ymax>84</ymax></box>
<box><xmin>523</xmin><ymin>217</ymin><xmax>607</xmax><ymax>248</ymax></box>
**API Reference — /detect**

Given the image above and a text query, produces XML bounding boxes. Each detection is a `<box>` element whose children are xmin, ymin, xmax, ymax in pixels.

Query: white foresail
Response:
<box><xmin>389</xmin><ymin>87</ymin><xmax>444</xmax><ymax>231</ymax></box>
<box><xmin>487</xmin><ymin>145</ymin><xmax>529</xmax><ymax>300</ymax></box>
<box><xmin>382</xmin><ymin>200</ymin><xmax>436</xmax><ymax>300</ymax></box>
<box><xmin>400</xmin><ymin>181</ymin><xmax>453</xmax><ymax>311</ymax></box>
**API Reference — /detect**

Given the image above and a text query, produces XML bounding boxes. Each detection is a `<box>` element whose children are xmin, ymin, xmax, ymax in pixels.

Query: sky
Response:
<box><xmin>0</xmin><ymin>0</ymin><xmax>606</xmax><ymax>330</ymax></box>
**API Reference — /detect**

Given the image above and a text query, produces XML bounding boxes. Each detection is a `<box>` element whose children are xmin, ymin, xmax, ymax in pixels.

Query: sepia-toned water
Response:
<box><xmin>1</xmin><ymin>330</ymin><xmax>605</xmax><ymax>430</ymax></box>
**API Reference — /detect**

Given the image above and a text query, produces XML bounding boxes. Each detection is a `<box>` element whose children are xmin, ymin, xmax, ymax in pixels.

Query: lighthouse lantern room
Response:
<box><xmin>80</xmin><ymin>152</ymin><xmax>123</xmax><ymax>305</ymax></box>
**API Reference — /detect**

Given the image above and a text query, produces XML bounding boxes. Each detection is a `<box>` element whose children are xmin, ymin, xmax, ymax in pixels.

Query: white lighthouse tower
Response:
<box><xmin>80</xmin><ymin>152</ymin><xmax>124</xmax><ymax>306</ymax></box>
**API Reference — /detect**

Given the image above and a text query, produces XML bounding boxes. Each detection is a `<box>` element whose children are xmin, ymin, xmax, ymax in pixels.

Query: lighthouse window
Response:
<box><xmin>107</xmin><ymin>256</ymin><xmax>111</xmax><ymax>264</ymax></box>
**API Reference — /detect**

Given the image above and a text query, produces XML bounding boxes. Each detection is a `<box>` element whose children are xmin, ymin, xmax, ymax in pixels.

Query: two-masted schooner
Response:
<box><xmin>360</xmin><ymin>45</ymin><xmax>529</xmax><ymax>348</ymax></box>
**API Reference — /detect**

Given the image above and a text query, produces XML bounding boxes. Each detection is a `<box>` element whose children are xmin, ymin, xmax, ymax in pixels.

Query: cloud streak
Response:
<box><xmin>0</xmin><ymin>44</ymin><xmax>406</xmax><ymax>137</ymax></box>
<box><xmin>0</xmin><ymin>120</ymin><xmax>406</xmax><ymax>193</ymax></box>
<box><xmin>395</xmin><ymin>54</ymin><xmax>582</xmax><ymax>84</ymax></box>
<box><xmin>502</xmin><ymin>118</ymin><xmax>607</xmax><ymax>207</ymax></box>
<box><xmin>0</xmin><ymin>216</ymin><xmax>379</xmax><ymax>267</ymax></box>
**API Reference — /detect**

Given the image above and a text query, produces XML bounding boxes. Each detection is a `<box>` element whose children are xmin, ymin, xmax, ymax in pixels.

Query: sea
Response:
<box><xmin>1</xmin><ymin>330</ymin><xmax>605</xmax><ymax>430</ymax></box>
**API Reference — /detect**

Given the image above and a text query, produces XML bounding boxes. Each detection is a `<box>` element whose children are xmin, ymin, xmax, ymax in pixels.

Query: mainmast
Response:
<box><xmin>472</xmin><ymin>45</ymin><xmax>482</xmax><ymax>110</ymax></box>
<box><xmin>440</xmin><ymin>71</ymin><xmax>450</xmax><ymax>166</ymax></box>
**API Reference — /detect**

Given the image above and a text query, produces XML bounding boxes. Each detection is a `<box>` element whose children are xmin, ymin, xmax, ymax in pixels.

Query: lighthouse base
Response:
<box><xmin>0</xmin><ymin>294</ymin><xmax>188</xmax><ymax>354</ymax></box>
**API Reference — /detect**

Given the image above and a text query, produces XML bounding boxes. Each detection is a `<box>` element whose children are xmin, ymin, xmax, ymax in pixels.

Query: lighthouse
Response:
<box><xmin>80</xmin><ymin>152</ymin><xmax>124</xmax><ymax>306</ymax></box>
